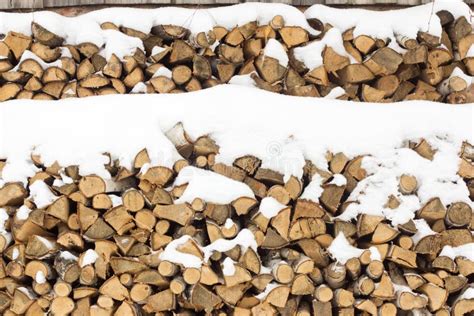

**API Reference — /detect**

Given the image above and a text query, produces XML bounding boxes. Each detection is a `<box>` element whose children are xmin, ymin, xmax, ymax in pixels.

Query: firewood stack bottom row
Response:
<box><xmin>0</xmin><ymin>122</ymin><xmax>473</xmax><ymax>315</ymax></box>
<box><xmin>0</xmin><ymin>7</ymin><xmax>473</xmax><ymax>103</ymax></box>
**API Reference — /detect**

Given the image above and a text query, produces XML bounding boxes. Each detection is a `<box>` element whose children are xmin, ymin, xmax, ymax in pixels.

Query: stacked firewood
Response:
<box><xmin>0</xmin><ymin>122</ymin><xmax>472</xmax><ymax>315</ymax></box>
<box><xmin>0</xmin><ymin>8</ymin><xmax>473</xmax><ymax>103</ymax></box>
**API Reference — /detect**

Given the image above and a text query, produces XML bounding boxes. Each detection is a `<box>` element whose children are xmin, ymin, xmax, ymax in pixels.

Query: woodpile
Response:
<box><xmin>0</xmin><ymin>7</ymin><xmax>473</xmax><ymax>103</ymax></box>
<box><xmin>0</xmin><ymin>123</ymin><xmax>473</xmax><ymax>315</ymax></box>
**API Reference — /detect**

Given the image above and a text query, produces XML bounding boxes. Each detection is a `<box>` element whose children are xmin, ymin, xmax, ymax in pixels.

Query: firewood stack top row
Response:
<box><xmin>0</xmin><ymin>120</ymin><xmax>473</xmax><ymax>315</ymax></box>
<box><xmin>0</xmin><ymin>2</ymin><xmax>473</xmax><ymax>103</ymax></box>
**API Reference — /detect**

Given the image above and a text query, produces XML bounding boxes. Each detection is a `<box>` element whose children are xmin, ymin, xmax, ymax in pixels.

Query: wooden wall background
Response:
<box><xmin>0</xmin><ymin>0</ymin><xmax>473</xmax><ymax>10</ymax></box>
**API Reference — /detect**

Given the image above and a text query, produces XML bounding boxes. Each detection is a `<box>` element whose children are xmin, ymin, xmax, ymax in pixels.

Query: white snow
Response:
<box><xmin>260</xmin><ymin>137</ymin><xmax>306</xmax><ymax>183</ymax></box>
<box><xmin>0</xmin><ymin>85</ymin><xmax>472</xmax><ymax>231</ymax></box>
<box><xmin>328</xmin><ymin>236</ymin><xmax>383</xmax><ymax>264</ymax></box>
<box><xmin>174</xmin><ymin>166</ymin><xmax>255</xmax><ymax>204</ymax></box>
<box><xmin>35</xmin><ymin>271</ymin><xmax>46</xmax><ymax>284</ymax></box>
<box><xmin>330</xmin><ymin>174</ymin><xmax>347</xmax><ymax>186</ymax></box>
<box><xmin>158</xmin><ymin>235</ymin><xmax>203</xmax><ymax>268</ymax></box>
<box><xmin>101</xmin><ymin>30</ymin><xmax>144</xmax><ymax>60</ymax></box>
<box><xmin>109</xmin><ymin>194</ymin><xmax>122</xmax><ymax>207</ymax></box>
<box><xmin>259</xmin><ymin>197</ymin><xmax>287</xmax><ymax>219</ymax></box>
<box><xmin>152</xmin><ymin>66</ymin><xmax>173</xmax><ymax>79</ymax></box>
<box><xmin>222</xmin><ymin>257</ymin><xmax>236</xmax><ymax>276</ymax></box>
<box><xmin>29</xmin><ymin>180</ymin><xmax>58</xmax><ymax>209</ymax></box>
<box><xmin>324</xmin><ymin>87</ymin><xmax>346</xmax><ymax>100</ymax></box>
<box><xmin>60</xmin><ymin>47</ymin><xmax>72</xmax><ymax>58</ymax></box>
<box><xmin>203</xmin><ymin>228</ymin><xmax>258</xmax><ymax>261</ymax></box>
<box><xmin>228</xmin><ymin>73</ymin><xmax>257</xmax><ymax>88</ymax></box>
<box><xmin>0</xmin><ymin>1</ymin><xmax>467</xmax><ymax>76</ymax></box>
<box><xmin>60</xmin><ymin>251</ymin><xmax>78</xmax><ymax>261</ymax></box>
<box><xmin>393</xmin><ymin>283</ymin><xmax>411</xmax><ymax>293</ymax></box>
<box><xmin>224</xmin><ymin>218</ymin><xmax>234</xmax><ymax>229</ymax></box>
<box><xmin>411</xmin><ymin>219</ymin><xmax>436</xmax><ymax>244</ymax></box>
<box><xmin>12</xmin><ymin>50</ymin><xmax>62</xmax><ymax>71</ymax></box>
<box><xmin>80</xmin><ymin>249</ymin><xmax>99</xmax><ymax>267</ymax></box>
<box><xmin>18</xmin><ymin>287</ymin><xmax>35</xmax><ymax>299</ymax></box>
<box><xmin>328</xmin><ymin>232</ymin><xmax>365</xmax><ymax>264</ymax></box>
<box><xmin>255</xmin><ymin>282</ymin><xmax>280</xmax><ymax>300</ymax></box>
<box><xmin>293</xmin><ymin>27</ymin><xmax>355</xmax><ymax>71</ymax></box>
<box><xmin>159</xmin><ymin>228</ymin><xmax>258</xmax><ymax>268</ymax></box>
<box><xmin>12</xmin><ymin>247</ymin><xmax>19</xmax><ymax>260</ymax></box>
<box><xmin>439</xmin><ymin>243</ymin><xmax>474</xmax><ymax>261</ymax></box>
<box><xmin>369</xmin><ymin>246</ymin><xmax>381</xmax><ymax>261</ymax></box>
<box><xmin>305</xmin><ymin>1</ymin><xmax>470</xmax><ymax>52</ymax></box>
<box><xmin>439</xmin><ymin>67</ymin><xmax>473</xmax><ymax>95</ymax></box>
<box><xmin>0</xmin><ymin>3</ymin><xmax>318</xmax><ymax>67</ymax></box>
<box><xmin>60</xmin><ymin>171</ymin><xmax>73</xmax><ymax>184</ymax></box>
<box><xmin>458</xmin><ymin>287</ymin><xmax>474</xmax><ymax>300</ymax></box>
<box><xmin>37</xmin><ymin>236</ymin><xmax>54</xmax><ymax>250</ymax></box>
<box><xmin>450</xmin><ymin>67</ymin><xmax>473</xmax><ymax>85</ymax></box>
<box><xmin>16</xmin><ymin>205</ymin><xmax>32</xmax><ymax>220</ymax></box>
<box><xmin>300</xmin><ymin>174</ymin><xmax>324</xmax><ymax>202</ymax></box>
<box><xmin>0</xmin><ymin>208</ymin><xmax>8</xmax><ymax>230</ymax></box>
<box><xmin>0</xmin><ymin>208</ymin><xmax>12</xmax><ymax>246</ymax></box>
<box><xmin>467</xmin><ymin>46</ymin><xmax>474</xmax><ymax>58</ymax></box>
<box><xmin>151</xmin><ymin>46</ymin><xmax>167</xmax><ymax>56</ymax></box>
<box><xmin>263</xmin><ymin>39</ymin><xmax>288</xmax><ymax>67</ymax></box>
<box><xmin>131</xmin><ymin>82</ymin><xmax>148</xmax><ymax>94</ymax></box>
<box><xmin>338</xmin><ymin>134</ymin><xmax>473</xmax><ymax>227</ymax></box>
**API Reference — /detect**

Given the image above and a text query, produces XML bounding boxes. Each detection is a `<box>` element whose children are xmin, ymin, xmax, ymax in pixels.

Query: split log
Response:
<box><xmin>337</xmin><ymin>64</ymin><xmax>374</xmax><ymax>84</ymax></box>
<box><xmin>32</xmin><ymin>23</ymin><xmax>64</xmax><ymax>48</ymax></box>
<box><xmin>279</xmin><ymin>27</ymin><xmax>308</xmax><ymax>48</ymax></box>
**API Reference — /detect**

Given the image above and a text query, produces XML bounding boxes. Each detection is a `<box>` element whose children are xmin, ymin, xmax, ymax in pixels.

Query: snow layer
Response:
<box><xmin>369</xmin><ymin>246</ymin><xmax>381</xmax><ymax>261</ymax></box>
<box><xmin>300</xmin><ymin>174</ymin><xmax>324</xmax><ymax>202</ymax></box>
<box><xmin>174</xmin><ymin>166</ymin><xmax>254</xmax><ymax>204</ymax></box>
<box><xmin>255</xmin><ymin>283</ymin><xmax>280</xmax><ymax>300</ymax></box>
<box><xmin>328</xmin><ymin>232</ymin><xmax>364</xmax><ymax>264</ymax></box>
<box><xmin>222</xmin><ymin>257</ymin><xmax>236</xmax><ymax>276</ymax></box>
<box><xmin>12</xmin><ymin>50</ymin><xmax>63</xmax><ymax>71</ymax></box>
<box><xmin>293</xmin><ymin>27</ymin><xmax>354</xmax><ymax>70</ymax></box>
<box><xmin>101</xmin><ymin>30</ymin><xmax>144</xmax><ymax>60</ymax></box>
<box><xmin>330</xmin><ymin>174</ymin><xmax>347</xmax><ymax>186</ymax></box>
<box><xmin>263</xmin><ymin>39</ymin><xmax>288</xmax><ymax>67</ymax></box>
<box><xmin>459</xmin><ymin>287</ymin><xmax>474</xmax><ymax>300</ymax></box>
<box><xmin>16</xmin><ymin>205</ymin><xmax>32</xmax><ymax>220</ymax></box>
<box><xmin>411</xmin><ymin>219</ymin><xmax>436</xmax><ymax>244</ymax></box>
<box><xmin>203</xmin><ymin>228</ymin><xmax>258</xmax><ymax>261</ymax></box>
<box><xmin>339</xmin><ymin>134</ymin><xmax>473</xmax><ymax>226</ymax></box>
<box><xmin>258</xmin><ymin>197</ymin><xmax>287</xmax><ymax>219</ymax></box>
<box><xmin>228</xmin><ymin>73</ymin><xmax>257</xmax><ymax>88</ymax></box>
<box><xmin>0</xmin><ymin>1</ymin><xmax>467</xmax><ymax>74</ymax></box>
<box><xmin>0</xmin><ymin>3</ymin><xmax>318</xmax><ymax>60</ymax></box>
<box><xmin>325</xmin><ymin>87</ymin><xmax>347</xmax><ymax>100</ymax></box>
<box><xmin>80</xmin><ymin>249</ymin><xmax>99</xmax><ymax>267</ymax></box>
<box><xmin>328</xmin><ymin>233</ymin><xmax>385</xmax><ymax>264</ymax></box>
<box><xmin>224</xmin><ymin>218</ymin><xmax>235</xmax><ymax>229</ymax></box>
<box><xmin>439</xmin><ymin>243</ymin><xmax>474</xmax><ymax>261</ymax></box>
<box><xmin>131</xmin><ymin>82</ymin><xmax>148</xmax><ymax>94</ymax></box>
<box><xmin>0</xmin><ymin>85</ymin><xmax>472</xmax><ymax>230</ymax></box>
<box><xmin>29</xmin><ymin>180</ymin><xmax>58</xmax><ymax>209</ymax></box>
<box><xmin>159</xmin><ymin>228</ymin><xmax>258</xmax><ymax>268</ymax></box>
<box><xmin>0</xmin><ymin>208</ymin><xmax>12</xmax><ymax>246</ymax></box>
<box><xmin>37</xmin><ymin>236</ymin><xmax>54</xmax><ymax>250</ymax></box>
<box><xmin>152</xmin><ymin>66</ymin><xmax>172</xmax><ymax>79</ymax></box>
<box><xmin>158</xmin><ymin>235</ymin><xmax>203</xmax><ymax>268</ymax></box>
<box><xmin>305</xmin><ymin>0</ymin><xmax>470</xmax><ymax>50</ymax></box>
<box><xmin>109</xmin><ymin>195</ymin><xmax>122</xmax><ymax>207</ymax></box>
<box><xmin>12</xmin><ymin>247</ymin><xmax>19</xmax><ymax>260</ymax></box>
<box><xmin>35</xmin><ymin>271</ymin><xmax>46</xmax><ymax>284</ymax></box>
<box><xmin>60</xmin><ymin>251</ymin><xmax>78</xmax><ymax>261</ymax></box>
